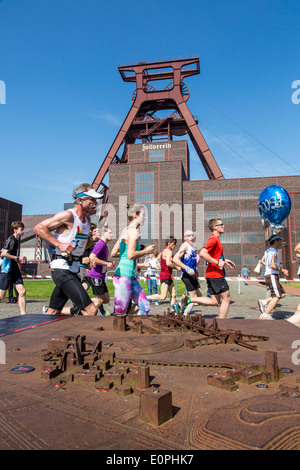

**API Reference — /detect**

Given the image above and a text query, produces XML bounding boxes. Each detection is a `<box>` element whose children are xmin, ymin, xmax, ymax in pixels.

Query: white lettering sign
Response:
<box><xmin>142</xmin><ymin>143</ymin><xmax>172</xmax><ymax>151</ymax></box>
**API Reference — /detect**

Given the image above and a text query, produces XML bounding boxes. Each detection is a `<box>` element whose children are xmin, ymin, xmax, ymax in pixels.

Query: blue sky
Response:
<box><xmin>0</xmin><ymin>0</ymin><xmax>299</xmax><ymax>215</ymax></box>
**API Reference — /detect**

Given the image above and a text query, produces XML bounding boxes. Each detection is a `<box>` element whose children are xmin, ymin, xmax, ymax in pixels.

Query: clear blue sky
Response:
<box><xmin>0</xmin><ymin>0</ymin><xmax>299</xmax><ymax>215</ymax></box>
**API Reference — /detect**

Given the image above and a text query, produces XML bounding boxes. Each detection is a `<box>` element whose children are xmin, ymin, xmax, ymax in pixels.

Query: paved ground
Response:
<box><xmin>1</xmin><ymin>280</ymin><xmax>300</xmax><ymax>324</ymax></box>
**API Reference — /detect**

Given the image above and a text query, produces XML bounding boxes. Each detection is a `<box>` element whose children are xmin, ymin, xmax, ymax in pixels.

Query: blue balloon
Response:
<box><xmin>258</xmin><ymin>185</ymin><xmax>291</xmax><ymax>226</ymax></box>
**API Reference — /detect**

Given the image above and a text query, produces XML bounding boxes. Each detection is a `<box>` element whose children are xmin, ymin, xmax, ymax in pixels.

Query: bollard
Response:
<box><xmin>139</xmin><ymin>388</ymin><xmax>173</xmax><ymax>426</ymax></box>
<box><xmin>113</xmin><ymin>314</ymin><xmax>127</xmax><ymax>332</ymax></box>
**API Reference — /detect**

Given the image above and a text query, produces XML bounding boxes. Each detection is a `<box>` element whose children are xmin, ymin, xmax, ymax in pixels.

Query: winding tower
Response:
<box><xmin>92</xmin><ymin>56</ymin><xmax>224</xmax><ymax>210</ymax></box>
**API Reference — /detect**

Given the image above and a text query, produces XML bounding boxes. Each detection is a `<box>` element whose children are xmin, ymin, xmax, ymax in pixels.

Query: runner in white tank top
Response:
<box><xmin>34</xmin><ymin>184</ymin><xmax>103</xmax><ymax>316</ymax></box>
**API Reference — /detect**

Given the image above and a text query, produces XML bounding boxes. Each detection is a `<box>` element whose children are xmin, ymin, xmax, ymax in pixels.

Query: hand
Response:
<box><xmin>186</xmin><ymin>267</ymin><xmax>195</xmax><ymax>275</ymax></box>
<box><xmin>59</xmin><ymin>242</ymin><xmax>76</xmax><ymax>254</ymax></box>
<box><xmin>107</xmin><ymin>261</ymin><xmax>115</xmax><ymax>269</ymax></box>
<box><xmin>225</xmin><ymin>259</ymin><xmax>236</xmax><ymax>269</ymax></box>
<box><xmin>145</xmin><ymin>245</ymin><xmax>155</xmax><ymax>254</ymax></box>
<box><xmin>282</xmin><ymin>268</ymin><xmax>289</xmax><ymax>276</ymax></box>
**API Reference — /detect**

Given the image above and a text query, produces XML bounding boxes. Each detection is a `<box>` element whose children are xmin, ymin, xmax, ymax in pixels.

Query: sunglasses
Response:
<box><xmin>215</xmin><ymin>223</ymin><xmax>224</xmax><ymax>227</ymax></box>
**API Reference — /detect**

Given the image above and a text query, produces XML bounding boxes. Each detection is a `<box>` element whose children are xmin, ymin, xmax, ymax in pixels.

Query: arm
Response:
<box><xmin>173</xmin><ymin>243</ymin><xmax>194</xmax><ymax>274</ymax></box>
<box><xmin>89</xmin><ymin>252</ymin><xmax>115</xmax><ymax>269</ymax></box>
<box><xmin>1</xmin><ymin>248</ymin><xmax>26</xmax><ymax>263</ymax></box>
<box><xmin>111</xmin><ymin>239</ymin><xmax>120</xmax><ymax>258</ymax></box>
<box><xmin>127</xmin><ymin>228</ymin><xmax>154</xmax><ymax>260</ymax></box>
<box><xmin>270</xmin><ymin>253</ymin><xmax>288</xmax><ymax>276</ymax></box>
<box><xmin>165</xmin><ymin>248</ymin><xmax>181</xmax><ymax>271</ymax></box>
<box><xmin>34</xmin><ymin>210</ymin><xmax>76</xmax><ymax>255</ymax></box>
<box><xmin>199</xmin><ymin>247</ymin><xmax>235</xmax><ymax>269</ymax></box>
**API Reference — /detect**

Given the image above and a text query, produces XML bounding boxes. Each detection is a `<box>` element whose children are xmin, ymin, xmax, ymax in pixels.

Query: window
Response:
<box><xmin>149</xmin><ymin>150</ymin><xmax>165</xmax><ymax>162</ymax></box>
<box><xmin>203</xmin><ymin>188</ymin><xmax>262</xmax><ymax>201</ymax></box>
<box><xmin>135</xmin><ymin>172</ymin><xmax>154</xmax><ymax>243</ymax></box>
<box><xmin>204</xmin><ymin>210</ymin><xmax>261</xmax><ymax>221</ymax></box>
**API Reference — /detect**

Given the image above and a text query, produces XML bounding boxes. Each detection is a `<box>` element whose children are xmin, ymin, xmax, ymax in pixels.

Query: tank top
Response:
<box><xmin>160</xmin><ymin>249</ymin><xmax>173</xmax><ymax>280</ymax></box>
<box><xmin>265</xmin><ymin>247</ymin><xmax>280</xmax><ymax>275</ymax></box>
<box><xmin>114</xmin><ymin>226</ymin><xmax>140</xmax><ymax>278</ymax></box>
<box><xmin>180</xmin><ymin>242</ymin><xmax>197</xmax><ymax>274</ymax></box>
<box><xmin>50</xmin><ymin>209</ymin><xmax>90</xmax><ymax>273</ymax></box>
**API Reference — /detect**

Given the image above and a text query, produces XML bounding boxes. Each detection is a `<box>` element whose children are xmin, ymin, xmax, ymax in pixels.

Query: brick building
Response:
<box><xmin>108</xmin><ymin>139</ymin><xmax>300</xmax><ymax>278</ymax></box>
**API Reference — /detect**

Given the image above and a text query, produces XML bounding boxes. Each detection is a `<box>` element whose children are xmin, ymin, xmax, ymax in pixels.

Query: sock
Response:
<box><xmin>99</xmin><ymin>304</ymin><xmax>105</xmax><ymax>315</ymax></box>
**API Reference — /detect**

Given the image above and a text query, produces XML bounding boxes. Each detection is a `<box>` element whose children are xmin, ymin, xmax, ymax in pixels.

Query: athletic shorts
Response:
<box><xmin>206</xmin><ymin>277</ymin><xmax>229</xmax><ymax>296</ymax></box>
<box><xmin>0</xmin><ymin>267</ymin><xmax>23</xmax><ymax>291</ymax></box>
<box><xmin>265</xmin><ymin>274</ymin><xmax>285</xmax><ymax>298</ymax></box>
<box><xmin>49</xmin><ymin>269</ymin><xmax>93</xmax><ymax>311</ymax></box>
<box><xmin>88</xmin><ymin>277</ymin><xmax>108</xmax><ymax>296</ymax></box>
<box><xmin>182</xmin><ymin>272</ymin><xmax>200</xmax><ymax>292</ymax></box>
<box><xmin>160</xmin><ymin>278</ymin><xmax>173</xmax><ymax>286</ymax></box>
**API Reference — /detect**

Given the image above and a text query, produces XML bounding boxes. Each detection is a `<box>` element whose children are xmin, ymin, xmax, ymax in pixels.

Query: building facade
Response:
<box><xmin>0</xmin><ymin>197</ymin><xmax>22</xmax><ymax>249</ymax></box>
<box><xmin>108</xmin><ymin>139</ymin><xmax>300</xmax><ymax>278</ymax></box>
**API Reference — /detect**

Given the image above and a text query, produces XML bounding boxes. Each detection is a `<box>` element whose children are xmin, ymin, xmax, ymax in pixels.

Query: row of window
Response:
<box><xmin>203</xmin><ymin>188</ymin><xmax>261</xmax><ymax>201</ymax></box>
<box><xmin>204</xmin><ymin>232</ymin><xmax>265</xmax><ymax>244</ymax></box>
<box><xmin>204</xmin><ymin>210</ymin><xmax>261</xmax><ymax>221</ymax></box>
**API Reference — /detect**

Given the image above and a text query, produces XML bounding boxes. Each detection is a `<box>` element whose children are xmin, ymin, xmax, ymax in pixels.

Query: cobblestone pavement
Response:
<box><xmin>1</xmin><ymin>281</ymin><xmax>299</xmax><ymax>324</ymax></box>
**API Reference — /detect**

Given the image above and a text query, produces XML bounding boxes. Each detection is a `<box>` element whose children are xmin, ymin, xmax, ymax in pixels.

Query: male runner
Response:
<box><xmin>88</xmin><ymin>226</ymin><xmax>115</xmax><ymax>316</ymax></box>
<box><xmin>173</xmin><ymin>230</ymin><xmax>201</xmax><ymax>316</ymax></box>
<box><xmin>0</xmin><ymin>221</ymin><xmax>27</xmax><ymax>315</ymax></box>
<box><xmin>181</xmin><ymin>218</ymin><xmax>235</xmax><ymax>319</ymax></box>
<box><xmin>34</xmin><ymin>183</ymin><xmax>102</xmax><ymax>316</ymax></box>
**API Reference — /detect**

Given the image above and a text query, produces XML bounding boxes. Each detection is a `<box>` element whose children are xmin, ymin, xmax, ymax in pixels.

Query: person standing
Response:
<box><xmin>0</xmin><ymin>221</ymin><xmax>27</xmax><ymax>315</ymax></box>
<box><xmin>241</xmin><ymin>265</ymin><xmax>250</xmax><ymax>285</ymax></box>
<box><xmin>181</xmin><ymin>219</ymin><xmax>235</xmax><ymax>319</ymax></box>
<box><xmin>88</xmin><ymin>226</ymin><xmax>115</xmax><ymax>316</ymax></box>
<box><xmin>257</xmin><ymin>234</ymin><xmax>288</xmax><ymax>320</ymax></box>
<box><xmin>145</xmin><ymin>249</ymin><xmax>159</xmax><ymax>305</ymax></box>
<box><xmin>34</xmin><ymin>183</ymin><xmax>102</xmax><ymax>316</ymax></box>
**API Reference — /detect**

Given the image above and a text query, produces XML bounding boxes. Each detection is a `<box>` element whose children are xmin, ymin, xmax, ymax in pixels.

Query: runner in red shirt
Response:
<box><xmin>181</xmin><ymin>218</ymin><xmax>235</xmax><ymax>319</ymax></box>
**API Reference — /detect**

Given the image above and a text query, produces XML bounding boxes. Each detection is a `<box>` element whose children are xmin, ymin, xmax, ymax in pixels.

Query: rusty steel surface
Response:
<box><xmin>0</xmin><ymin>314</ymin><xmax>300</xmax><ymax>450</ymax></box>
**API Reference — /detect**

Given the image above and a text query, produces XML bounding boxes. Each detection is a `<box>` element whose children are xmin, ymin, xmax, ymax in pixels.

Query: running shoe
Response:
<box><xmin>102</xmin><ymin>311</ymin><xmax>113</xmax><ymax>316</ymax></box>
<box><xmin>257</xmin><ymin>299</ymin><xmax>267</xmax><ymax>314</ymax></box>
<box><xmin>183</xmin><ymin>302</ymin><xmax>194</xmax><ymax>317</ymax></box>
<box><xmin>180</xmin><ymin>294</ymin><xmax>189</xmax><ymax>310</ymax></box>
<box><xmin>173</xmin><ymin>303</ymin><xmax>182</xmax><ymax>314</ymax></box>
<box><xmin>42</xmin><ymin>305</ymin><xmax>48</xmax><ymax>314</ymax></box>
<box><xmin>259</xmin><ymin>313</ymin><xmax>273</xmax><ymax>320</ymax></box>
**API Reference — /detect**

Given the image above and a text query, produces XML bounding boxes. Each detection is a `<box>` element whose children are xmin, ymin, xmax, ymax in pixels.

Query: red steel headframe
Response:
<box><xmin>92</xmin><ymin>56</ymin><xmax>224</xmax><ymax>202</ymax></box>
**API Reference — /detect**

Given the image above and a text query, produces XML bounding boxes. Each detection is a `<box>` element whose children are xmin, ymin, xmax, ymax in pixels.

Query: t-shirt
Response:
<box><xmin>0</xmin><ymin>235</ymin><xmax>20</xmax><ymax>274</ymax></box>
<box><xmin>264</xmin><ymin>247</ymin><xmax>280</xmax><ymax>276</ymax></box>
<box><xmin>88</xmin><ymin>239</ymin><xmax>108</xmax><ymax>280</ymax></box>
<box><xmin>203</xmin><ymin>234</ymin><xmax>224</xmax><ymax>279</ymax></box>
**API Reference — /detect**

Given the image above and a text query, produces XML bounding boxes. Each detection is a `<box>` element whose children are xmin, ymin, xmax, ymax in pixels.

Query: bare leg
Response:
<box><xmin>14</xmin><ymin>283</ymin><xmax>26</xmax><ymax>315</ymax></box>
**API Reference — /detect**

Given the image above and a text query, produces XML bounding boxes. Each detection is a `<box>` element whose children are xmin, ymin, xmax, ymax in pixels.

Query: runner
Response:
<box><xmin>257</xmin><ymin>234</ymin><xmax>288</xmax><ymax>320</ymax></box>
<box><xmin>34</xmin><ymin>183</ymin><xmax>102</xmax><ymax>315</ymax></box>
<box><xmin>181</xmin><ymin>218</ymin><xmax>235</xmax><ymax>319</ymax></box>
<box><xmin>147</xmin><ymin>237</ymin><xmax>180</xmax><ymax>307</ymax></box>
<box><xmin>0</xmin><ymin>221</ymin><xmax>27</xmax><ymax>315</ymax></box>
<box><xmin>173</xmin><ymin>230</ymin><xmax>201</xmax><ymax>316</ymax></box>
<box><xmin>88</xmin><ymin>226</ymin><xmax>115</xmax><ymax>316</ymax></box>
<box><xmin>111</xmin><ymin>204</ymin><xmax>154</xmax><ymax>316</ymax></box>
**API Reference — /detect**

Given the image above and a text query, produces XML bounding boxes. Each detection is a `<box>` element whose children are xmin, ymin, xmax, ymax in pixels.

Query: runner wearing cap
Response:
<box><xmin>34</xmin><ymin>183</ymin><xmax>103</xmax><ymax>315</ymax></box>
<box><xmin>257</xmin><ymin>233</ymin><xmax>288</xmax><ymax>320</ymax></box>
